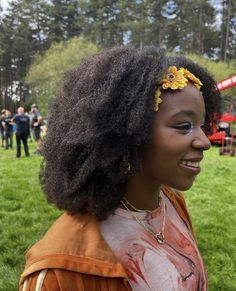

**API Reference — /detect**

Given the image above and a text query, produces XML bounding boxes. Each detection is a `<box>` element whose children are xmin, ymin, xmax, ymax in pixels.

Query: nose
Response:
<box><xmin>192</xmin><ymin>127</ymin><xmax>211</xmax><ymax>151</ymax></box>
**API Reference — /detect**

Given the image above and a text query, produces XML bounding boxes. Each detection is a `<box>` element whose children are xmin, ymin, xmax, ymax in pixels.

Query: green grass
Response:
<box><xmin>0</xmin><ymin>144</ymin><xmax>235</xmax><ymax>290</ymax></box>
<box><xmin>0</xmin><ymin>143</ymin><xmax>61</xmax><ymax>291</ymax></box>
<box><xmin>185</xmin><ymin>147</ymin><xmax>236</xmax><ymax>290</ymax></box>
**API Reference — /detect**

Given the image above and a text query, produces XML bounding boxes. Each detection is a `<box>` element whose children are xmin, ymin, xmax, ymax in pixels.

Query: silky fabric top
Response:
<box><xmin>100</xmin><ymin>191</ymin><xmax>207</xmax><ymax>291</ymax></box>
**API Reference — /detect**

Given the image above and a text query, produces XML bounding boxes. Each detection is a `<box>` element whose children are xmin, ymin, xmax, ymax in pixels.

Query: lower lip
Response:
<box><xmin>179</xmin><ymin>163</ymin><xmax>201</xmax><ymax>175</ymax></box>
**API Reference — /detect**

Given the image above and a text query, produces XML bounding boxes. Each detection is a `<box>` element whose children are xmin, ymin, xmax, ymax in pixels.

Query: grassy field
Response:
<box><xmin>0</xmin><ymin>143</ymin><xmax>235</xmax><ymax>290</ymax></box>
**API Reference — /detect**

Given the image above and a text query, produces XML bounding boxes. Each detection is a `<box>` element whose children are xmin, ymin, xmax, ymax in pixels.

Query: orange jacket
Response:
<box><xmin>19</xmin><ymin>186</ymin><xmax>194</xmax><ymax>291</ymax></box>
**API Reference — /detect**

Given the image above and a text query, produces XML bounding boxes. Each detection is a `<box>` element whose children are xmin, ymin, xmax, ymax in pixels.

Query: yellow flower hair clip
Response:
<box><xmin>154</xmin><ymin>66</ymin><xmax>203</xmax><ymax>111</ymax></box>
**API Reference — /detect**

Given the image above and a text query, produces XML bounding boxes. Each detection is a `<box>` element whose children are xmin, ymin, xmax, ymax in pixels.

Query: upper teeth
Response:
<box><xmin>181</xmin><ymin>161</ymin><xmax>200</xmax><ymax>168</ymax></box>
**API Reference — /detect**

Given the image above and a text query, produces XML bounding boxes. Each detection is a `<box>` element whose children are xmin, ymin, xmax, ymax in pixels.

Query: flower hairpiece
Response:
<box><xmin>154</xmin><ymin>66</ymin><xmax>203</xmax><ymax>111</ymax></box>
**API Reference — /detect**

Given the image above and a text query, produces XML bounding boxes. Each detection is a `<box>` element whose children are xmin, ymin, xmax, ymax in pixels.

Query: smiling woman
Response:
<box><xmin>19</xmin><ymin>46</ymin><xmax>221</xmax><ymax>291</ymax></box>
<box><xmin>142</xmin><ymin>83</ymin><xmax>211</xmax><ymax>192</ymax></box>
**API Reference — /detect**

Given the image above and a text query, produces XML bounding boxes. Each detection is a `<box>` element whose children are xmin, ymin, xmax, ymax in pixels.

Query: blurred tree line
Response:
<box><xmin>0</xmin><ymin>0</ymin><xmax>235</xmax><ymax>112</ymax></box>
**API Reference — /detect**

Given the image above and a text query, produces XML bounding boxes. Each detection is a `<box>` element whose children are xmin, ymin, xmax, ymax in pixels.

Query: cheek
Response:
<box><xmin>140</xmin><ymin>144</ymin><xmax>172</xmax><ymax>176</ymax></box>
<box><xmin>152</xmin><ymin>128</ymin><xmax>192</xmax><ymax>153</ymax></box>
<box><xmin>141</xmin><ymin>134</ymin><xmax>190</xmax><ymax>174</ymax></box>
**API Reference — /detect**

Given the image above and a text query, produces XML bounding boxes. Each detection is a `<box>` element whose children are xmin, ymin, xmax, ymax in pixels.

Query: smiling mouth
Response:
<box><xmin>180</xmin><ymin>161</ymin><xmax>200</xmax><ymax>168</ymax></box>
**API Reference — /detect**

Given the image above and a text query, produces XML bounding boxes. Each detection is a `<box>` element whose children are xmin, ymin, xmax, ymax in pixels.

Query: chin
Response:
<box><xmin>166</xmin><ymin>180</ymin><xmax>195</xmax><ymax>192</ymax></box>
<box><xmin>176</xmin><ymin>184</ymin><xmax>193</xmax><ymax>191</ymax></box>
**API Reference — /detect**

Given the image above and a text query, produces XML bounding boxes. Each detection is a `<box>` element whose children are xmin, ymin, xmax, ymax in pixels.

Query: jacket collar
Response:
<box><xmin>21</xmin><ymin>212</ymin><xmax>127</xmax><ymax>282</ymax></box>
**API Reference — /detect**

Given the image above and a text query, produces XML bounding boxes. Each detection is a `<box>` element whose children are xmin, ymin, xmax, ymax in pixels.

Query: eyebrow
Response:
<box><xmin>170</xmin><ymin>110</ymin><xmax>196</xmax><ymax>118</ymax></box>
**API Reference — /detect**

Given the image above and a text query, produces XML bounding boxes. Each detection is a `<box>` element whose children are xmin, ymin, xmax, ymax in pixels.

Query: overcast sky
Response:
<box><xmin>1</xmin><ymin>0</ymin><xmax>9</xmax><ymax>10</ymax></box>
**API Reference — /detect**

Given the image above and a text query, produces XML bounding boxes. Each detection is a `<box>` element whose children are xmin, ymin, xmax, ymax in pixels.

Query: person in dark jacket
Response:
<box><xmin>13</xmin><ymin>107</ymin><xmax>30</xmax><ymax>158</ymax></box>
<box><xmin>2</xmin><ymin>110</ymin><xmax>13</xmax><ymax>149</ymax></box>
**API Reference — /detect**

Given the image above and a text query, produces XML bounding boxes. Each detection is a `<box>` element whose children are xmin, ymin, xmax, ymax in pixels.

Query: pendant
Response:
<box><xmin>156</xmin><ymin>232</ymin><xmax>164</xmax><ymax>244</ymax></box>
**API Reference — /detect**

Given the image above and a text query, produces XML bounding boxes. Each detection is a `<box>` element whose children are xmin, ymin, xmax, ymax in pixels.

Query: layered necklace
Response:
<box><xmin>120</xmin><ymin>195</ymin><xmax>166</xmax><ymax>244</ymax></box>
<box><xmin>120</xmin><ymin>194</ymin><xmax>201</xmax><ymax>283</ymax></box>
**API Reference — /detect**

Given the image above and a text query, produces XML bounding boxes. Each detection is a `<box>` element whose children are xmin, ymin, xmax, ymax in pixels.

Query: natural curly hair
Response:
<box><xmin>40</xmin><ymin>46</ymin><xmax>221</xmax><ymax>220</ymax></box>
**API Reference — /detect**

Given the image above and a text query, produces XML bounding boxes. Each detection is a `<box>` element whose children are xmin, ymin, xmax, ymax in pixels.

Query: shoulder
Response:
<box><xmin>20</xmin><ymin>213</ymin><xmax>92</xmax><ymax>286</ymax></box>
<box><xmin>20</xmin><ymin>213</ymin><xmax>127</xmax><ymax>289</ymax></box>
<box><xmin>21</xmin><ymin>213</ymin><xmax>121</xmax><ymax>275</ymax></box>
<box><xmin>24</xmin><ymin>213</ymin><xmax>95</xmax><ymax>266</ymax></box>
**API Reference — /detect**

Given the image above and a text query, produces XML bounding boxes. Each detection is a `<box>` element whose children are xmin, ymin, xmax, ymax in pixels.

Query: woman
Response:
<box><xmin>19</xmin><ymin>47</ymin><xmax>221</xmax><ymax>290</ymax></box>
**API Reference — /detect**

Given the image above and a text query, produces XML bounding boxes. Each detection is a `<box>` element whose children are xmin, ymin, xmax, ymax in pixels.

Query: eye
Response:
<box><xmin>200</xmin><ymin>122</ymin><xmax>205</xmax><ymax>129</ymax></box>
<box><xmin>173</xmin><ymin>122</ymin><xmax>193</xmax><ymax>134</ymax></box>
<box><xmin>200</xmin><ymin>122</ymin><xmax>208</xmax><ymax>134</ymax></box>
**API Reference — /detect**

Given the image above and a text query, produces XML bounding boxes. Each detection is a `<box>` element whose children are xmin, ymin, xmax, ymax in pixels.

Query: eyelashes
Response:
<box><xmin>173</xmin><ymin>122</ymin><xmax>205</xmax><ymax>134</ymax></box>
<box><xmin>173</xmin><ymin>123</ymin><xmax>193</xmax><ymax>134</ymax></box>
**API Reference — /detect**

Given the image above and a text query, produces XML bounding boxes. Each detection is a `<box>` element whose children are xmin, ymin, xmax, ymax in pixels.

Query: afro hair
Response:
<box><xmin>40</xmin><ymin>46</ymin><xmax>221</xmax><ymax>220</ymax></box>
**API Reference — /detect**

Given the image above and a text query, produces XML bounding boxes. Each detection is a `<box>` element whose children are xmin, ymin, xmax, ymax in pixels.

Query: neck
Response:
<box><xmin>123</xmin><ymin>173</ymin><xmax>161</xmax><ymax>211</ymax></box>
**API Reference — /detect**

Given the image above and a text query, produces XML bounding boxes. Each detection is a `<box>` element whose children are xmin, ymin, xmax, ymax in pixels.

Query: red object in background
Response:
<box><xmin>209</xmin><ymin>78</ymin><xmax>236</xmax><ymax>144</ymax></box>
<box><xmin>217</xmin><ymin>74</ymin><xmax>236</xmax><ymax>91</ymax></box>
<box><xmin>220</xmin><ymin>113</ymin><xmax>236</xmax><ymax>123</ymax></box>
<box><xmin>208</xmin><ymin>131</ymin><xmax>226</xmax><ymax>143</ymax></box>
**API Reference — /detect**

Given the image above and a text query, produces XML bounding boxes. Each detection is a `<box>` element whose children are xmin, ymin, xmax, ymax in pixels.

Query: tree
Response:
<box><xmin>27</xmin><ymin>0</ymin><xmax>52</xmax><ymax>53</ymax></box>
<box><xmin>0</xmin><ymin>0</ymin><xmax>51</xmax><ymax>111</ymax></box>
<box><xmin>48</xmin><ymin>0</ymin><xmax>83</xmax><ymax>42</ymax></box>
<box><xmin>0</xmin><ymin>0</ymin><xmax>235</xmax><ymax>114</ymax></box>
<box><xmin>146</xmin><ymin>0</ymin><xmax>171</xmax><ymax>47</ymax></box>
<box><xmin>81</xmin><ymin>0</ymin><xmax>125</xmax><ymax>47</ymax></box>
<box><xmin>163</xmin><ymin>0</ymin><xmax>219</xmax><ymax>57</ymax></box>
<box><xmin>26</xmin><ymin>37</ymin><xmax>98</xmax><ymax>114</ymax></box>
<box><xmin>220</xmin><ymin>0</ymin><xmax>236</xmax><ymax>61</ymax></box>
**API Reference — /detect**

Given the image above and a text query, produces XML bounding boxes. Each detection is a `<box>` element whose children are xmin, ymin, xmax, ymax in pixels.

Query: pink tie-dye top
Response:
<box><xmin>100</xmin><ymin>191</ymin><xmax>207</xmax><ymax>291</ymax></box>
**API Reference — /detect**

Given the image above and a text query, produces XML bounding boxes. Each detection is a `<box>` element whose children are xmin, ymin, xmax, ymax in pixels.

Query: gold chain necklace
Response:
<box><xmin>122</xmin><ymin>196</ymin><xmax>154</xmax><ymax>213</ymax></box>
<box><xmin>120</xmin><ymin>197</ymin><xmax>166</xmax><ymax>244</ymax></box>
<box><xmin>121</xmin><ymin>197</ymin><xmax>198</xmax><ymax>282</ymax></box>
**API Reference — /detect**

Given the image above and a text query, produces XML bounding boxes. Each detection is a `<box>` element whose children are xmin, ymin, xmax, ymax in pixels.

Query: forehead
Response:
<box><xmin>156</xmin><ymin>83</ymin><xmax>206</xmax><ymax>119</ymax></box>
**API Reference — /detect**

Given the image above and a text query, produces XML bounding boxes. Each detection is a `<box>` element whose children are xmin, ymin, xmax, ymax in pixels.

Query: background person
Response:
<box><xmin>25</xmin><ymin>111</ymin><xmax>33</xmax><ymax>142</ymax></box>
<box><xmin>30</xmin><ymin>104</ymin><xmax>42</xmax><ymax>154</ymax></box>
<box><xmin>2</xmin><ymin>110</ymin><xmax>13</xmax><ymax>149</ymax></box>
<box><xmin>0</xmin><ymin>109</ymin><xmax>6</xmax><ymax>147</ymax></box>
<box><xmin>19</xmin><ymin>47</ymin><xmax>221</xmax><ymax>291</ymax></box>
<box><xmin>13</xmin><ymin>107</ymin><xmax>30</xmax><ymax>158</ymax></box>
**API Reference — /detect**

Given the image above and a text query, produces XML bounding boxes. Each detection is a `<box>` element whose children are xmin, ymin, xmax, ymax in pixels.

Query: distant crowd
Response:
<box><xmin>0</xmin><ymin>104</ymin><xmax>44</xmax><ymax>158</ymax></box>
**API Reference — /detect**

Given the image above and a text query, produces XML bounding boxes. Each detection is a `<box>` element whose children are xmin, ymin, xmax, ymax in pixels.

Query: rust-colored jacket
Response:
<box><xmin>19</xmin><ymin>186</ymin><xmax>194</xmax><ymax>291</ymax></box>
